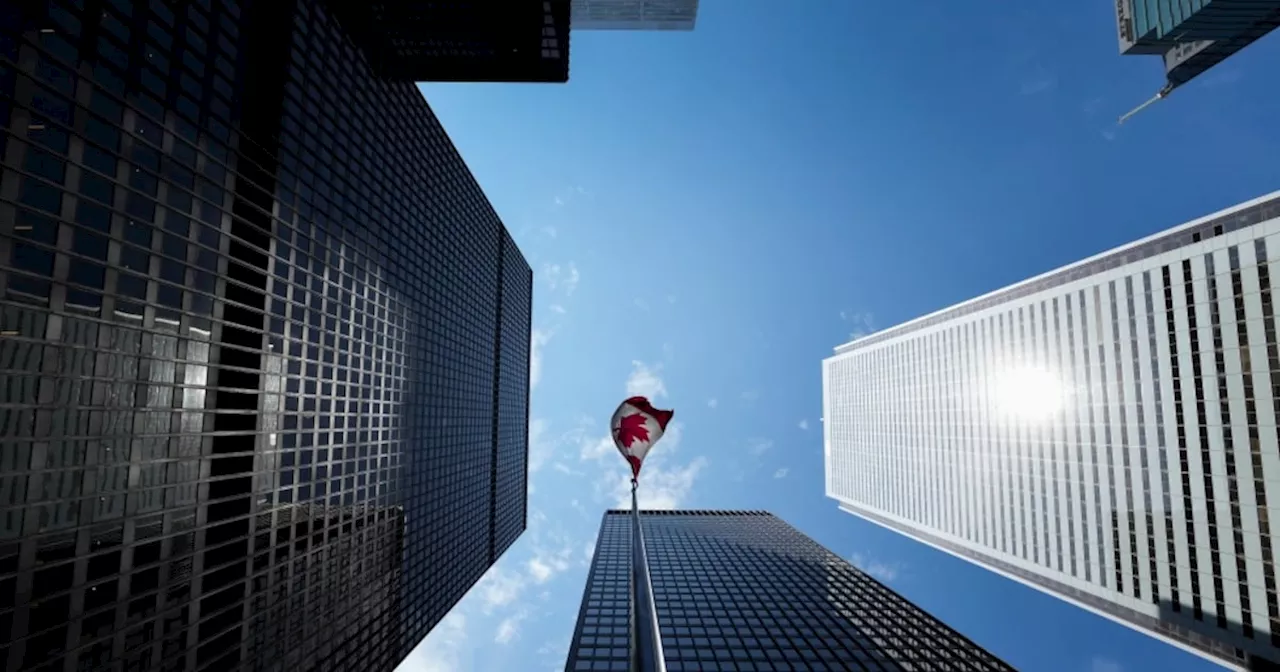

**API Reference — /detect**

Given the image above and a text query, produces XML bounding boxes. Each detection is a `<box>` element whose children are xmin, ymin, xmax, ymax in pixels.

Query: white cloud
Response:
<box><xmin>553</xmin><ymin>462</ymin><xmax>585</xmax><ymax>477</ymax></box>
<box><xmin>740</xmin><ymin>389</ymin><xmax>760</xmax><ymax>402</ymax></box>
<box><xmin>626</xmin><ymin>360</ymin><xmax>666</xmax><ymax>399</ymax></box>
<box><xmin>611</xmin><ymin>457</ymin><xmax>706</xmax><ymax>510</ymax></box>
<box><xmin>530</xmin><ymin>329</ymin><xmax>552</xmax><ymax>389</ymax></box>
<box><xmin>1101</xmin><ymin>128</ymin><xmax>1117</xmax><ymax>142</ymax></box>
<box><xmin>552</xmin><ymin>185</ymin><xmax>589</xmax><ymax>209</ymax></box>
<box><xmin>495</xmin><ymin>610</ymin><xmax>530</xmax><ymax>645</ymax></box>
<box><xmin>542</xmin><ymin>262</ymin><xmax>580</xmax><ymax>295</ymax></box>
<box><xmin>841</xmin><ymin>311</ymin><xmax>876</xmax><ymax>341</ymax></box>
<box><xmin>476</xmin><ymin>565</ymin><xmax>525</xmax><ymax>613</ymax></box>
<box><xmin>1082</xmin><ymin>96</ymin><xmax>1105</xmax><ymax>118</ymax></box>
<box><xmin>773</xmin><ymin>468</ymin><xmax>789</xmax><ymax>479</ymax></box>
<box><xmin>583</xmin><ymin>539</ymin><xmax>596</xmax><ymax>565</ymax></box>
<box><xmin>528</xmin><ymin>418</ymin><xmax>551</xmax><ymax>474</ymax></box>
<box><xmin>798</xmin><ymin>419</ymin><xmax>809</xmax><ymax>431</ymax></box>
<box><xmin>747</xmin><ymin>438</ymin><xmax>773</xmax><ymax>456</ymax></box>
<box><xmin>397</xmin><ymin>613</ymin><xmax>468</xmax><ymax>672</ymax></box>
<box><xmin>528</xmin><ymin>546</ymin><xmax>573</xmax><ymax>584</ymax></box>
<box><xmin>1019</xmin><ymin>71</ymin><xmax>1056</xmax><ymax>96</ymax></box>
<box><xmin>1091</xmin><ymin>658</ymin><xmax>1124</xmax><ymax>672</ymax></box>
<box><xmin>579</xmin><ymin>433</ymin><xmax>614</xmax><ymax>462</ymax></box>
<box><xmin>549</xmin><ymin>304</ymin><xmax>566</xmax><ymax>314</ymax></box>
<box><xmin>707</xmin><ymin>398</ymin><xmax>718</xmax><ymax>409</ymax></box>
<box><xmin>590</xmin><ymin>421</ymin><xmax>701</xmax><ymax>510</ymax></box>
<box><xmin>850</xmin><ymin>551</ymin><xmax>902</xmax><ymax>583</ymax></box>
<box><xmin>633</xmin><ymin>298</ymin><xmax>650</xmax><ymax>312</ymax></box>
<box><xmin>540</xmin><ymin>225</ymin><xmax>558</xmax><ymax>238</ymax></box>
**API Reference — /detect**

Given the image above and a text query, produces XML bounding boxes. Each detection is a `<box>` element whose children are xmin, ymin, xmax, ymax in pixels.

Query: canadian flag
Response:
<box><xmin>611</xmin><ymin>396</ymin><xmax>674</xmax><ymax>480</ymax></box>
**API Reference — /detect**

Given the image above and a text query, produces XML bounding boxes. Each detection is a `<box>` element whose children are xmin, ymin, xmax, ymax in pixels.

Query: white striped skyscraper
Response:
<box><xmin>823</xmin><ymin>192</ymin><xmax>1280</xmax><ymax>671</ymax></box>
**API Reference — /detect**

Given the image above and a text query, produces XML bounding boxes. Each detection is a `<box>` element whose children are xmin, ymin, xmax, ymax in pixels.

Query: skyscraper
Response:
<box><xmin>571</xmin><ymin>0</ymin><xmax>698</xmax><ymax>31</ymax></box>
<box><xmin>0</xmin><ymin>0</ymin><xmax>534</xmax><ymax>670</ymax></box>
<box><xmin>1115</xmin><ymin>0</ymin><xmax>1280</xmax><ymax>91</ymax></box>
<box><xmin>566</xmin><ymin>509</ymin><xmax>1013</xmax><ymax>671</ymax></box>
<box><xmin>823</xmin><ymin>192</ymin><xmax>1280</xmax><ymax>670</ymax></box>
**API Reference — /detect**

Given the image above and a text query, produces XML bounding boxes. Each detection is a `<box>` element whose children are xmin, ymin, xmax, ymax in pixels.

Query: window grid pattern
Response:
<box><xmin>566</xmin><ymin>511</ymin><xmax>1013</xmax><ymax>672</ymax></box>
<box><xmin>0</xmin><ymin>0</ymin><xmax>531</xmax><ymax>670</ymax></box>
<box><xmin>825</xmin><ymin>202</ymin><xmax>1280</xmax><ymax>669</ymax></box>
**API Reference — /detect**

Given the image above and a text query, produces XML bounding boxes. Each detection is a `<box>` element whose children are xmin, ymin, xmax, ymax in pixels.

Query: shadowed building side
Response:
<box><xmin>565</xmin><ymin>510</ymin><xmax>1013</xmax><ymax>671</ymax></box>
<box><xmin>0</xmin><ymin>0</ymin><xmax>533</xmax><ymax>670</ymax></box>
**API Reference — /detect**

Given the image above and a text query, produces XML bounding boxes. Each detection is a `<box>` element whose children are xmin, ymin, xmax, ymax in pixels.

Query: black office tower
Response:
<box><xmin>0</xmin><ymin>0</ymin><xmax>540</xmax><ymax>670</ymax></box>
<box><xmin>567</xmin><ymin>510</ymin><xmax>1014</xmax><ymax>671</ymax></box>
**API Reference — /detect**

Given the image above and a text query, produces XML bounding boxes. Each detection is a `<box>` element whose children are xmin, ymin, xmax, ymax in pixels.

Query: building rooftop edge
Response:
<box><xmin>604</xmin><ymin>509</ymin><xmax>775</xmax><ymax>516</ymax></box>
<box><xmin>829</xmin><ymin>189</ymin><xmax>1280</xmax><ymax>356</ymax></box>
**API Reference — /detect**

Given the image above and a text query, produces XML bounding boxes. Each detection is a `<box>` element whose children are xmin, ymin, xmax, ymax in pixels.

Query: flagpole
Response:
<box><xmin>631</xmin><ymin>478</ymin><xmax>666</xmax><ymax>672</ymax></box>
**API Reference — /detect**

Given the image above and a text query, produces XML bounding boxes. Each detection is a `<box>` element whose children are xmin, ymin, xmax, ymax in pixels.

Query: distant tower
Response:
<box><xmin>565</xmin><ymin>509</ymin><xmax>1013</xmax><ymax>670</ymax></box>
<box><xmin>825</xmin><ymin>192</ymin><xmax>1280</xmax><ymax>670</ymax></box>
<box><xmin>1114</xmin><ymin>0</ymin><xmax>1280</xmax><ymax>119</ymax></box>
<box><xmin>571</xmin><ymin>0</ymin><xmax>699</xmax><ymax>30</ymax></box>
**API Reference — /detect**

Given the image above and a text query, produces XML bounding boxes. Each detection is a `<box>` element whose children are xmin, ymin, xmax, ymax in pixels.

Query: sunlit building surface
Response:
<box><xmin>0</xmin><ymin>0</ymin><xmax>531</xmax><ymax>670</ymax></box>
<box><xmin>571</xmin><ymin>0</ymin><xmax>698</xmax><ymax>30</ymax></box>
<box><xmin>1115</xmin><ymin>0</ymin><xmax>1280</xmax><ymax>90</ymax></box>
<box><xmin>565</xmin><ymin>510</ymin><xmax>1013</xmax><ymax>671</ymax></box>
<box><xmin>824</xmin><ymin>192</ymin><xmax>1280</xmax><ymax>670</ymax></box>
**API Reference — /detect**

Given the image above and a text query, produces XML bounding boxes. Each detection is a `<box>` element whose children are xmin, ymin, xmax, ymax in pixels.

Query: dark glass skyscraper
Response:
<box><xmin>1115</xmin><ymin>0</ymin><xmax>1280</xmax><ymax>90</ymax></box>
<box><xmin>0</xmin><ymin>0</ymin><xmax>535</xmax><ymax>670</ymax></box>
<box><xmin>566</xmin><ymin>510</ymin><xmax>1013</xmax><ymax>671</ymax></box>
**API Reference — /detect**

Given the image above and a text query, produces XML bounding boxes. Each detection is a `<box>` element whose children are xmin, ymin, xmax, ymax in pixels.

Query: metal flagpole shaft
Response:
<box><xmin>631</xmin><ymin>479</ymin><xmax>667</xmax><ymax>672</ymax></box>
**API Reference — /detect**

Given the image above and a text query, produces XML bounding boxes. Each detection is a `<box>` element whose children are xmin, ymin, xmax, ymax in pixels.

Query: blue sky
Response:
<box><xmin>395</xmin><ymin>1</ymin><xmax>1280</xmax><ymax>670</ymax></box>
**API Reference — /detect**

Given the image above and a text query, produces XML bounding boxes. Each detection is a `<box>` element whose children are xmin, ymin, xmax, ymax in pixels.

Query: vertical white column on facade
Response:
<box><xmin>1084</xmin><ymin>285</ymin><xmax>1110</xmax><ymax>588</ymax></box>
<box><xmin>1240</xmin><ymin>241</ymin><xmax>1277</xmax><ymax>638</ymax></box>
<box><xmin>1116</xmin><ymin>276</ymin><xmax>1144</xmax><ymax>601</ymax></box>
<box><xmin>1134</xmin><ymin>268</ymin><xmax>1167</xmax><ymax>604</ymax></box>
<box><xmin>1096</xmin><ymin>282</ymin><xmax>1122</xmax><ymax>595</ymax></box>
<box><xmin>902</xmin><ymin>339</ymin><xmax>911</xmax><ymax>519</ymax></box>
<box><xmin>1210</xmin><ymin>246</ymin><xmax>1246</xmax><ymax>628</ymax></box>
<box><xmin>953</xmin><ymin>326</ymin><xmax>964</xmax><ymax>539</ymax></box>
<box><xmin>966</xmin><ymin>319</ymin><xmax>982</xmax><ymax>546</ymax></box>
<box><xmin>1161</xmin><ymin>259</ymin><xmax>1195</xmax><ymax>616</ymax></box>
<box><xmin>1028</xmin><ymin>302</ymin><xmax>1045</xmax><ymax>567</ymax></box>
<box><xmin>1072</xmin><ymin>290</ymin><xmax>1097</xmax><ymax>584</ymax></box>
<box><xmin>1180</xmin><ymin>255</ymin><xmax>1218</xmax><ymax>620</ymax></box>
<box><xmin>1037</xmin><ymin>300</ymin><xmax>1053</xmax><ymax>569</ymax></box>
<box><xmin>1043</xmin><ymin>300</ymin><xmax>1061</xmax><ymax>572</ymax></box>
<box><xmin>1256</xmin><ymin>230</ymin><xmax>1280</xmax><ymax>638</ymax></box>
<box><xmin>930</xmin><ymin>332</ymin><xmax>939</xmax><ymax>531</ymax></box>
<box><xmin>875</xmin><ymin>348</ymin><xmax>885</xmax><ymax>512</ymax></box>
<box><xmin>913</xmin><ymin>336</ymin><xmax>923</xmax><ymax>524</ymax></box>
<box><xmin>943</xmin><ymin>329</ymin><xmax>953</xmax><ymax>533</ymax></box>
<box><xmin>1016</xmin><ymin>305</ymin><xmax>1030</xmax><ymax>560</ymax></box>
<box><xmin>983</xmin><ymin>315</ymin><xmax>999</xmax><ymax>551</ymax></box>
<box><xmin>1199</xmin><ymin>251</ymin><xmax>1231</xmax><ymax>624</ymax></box>
<box><xmin>1054</xmin><ymin>294</ymin><xmax>1077</xmax><ymax>577</ymax></box>
<box><xmin>1063</xmin><ymin>292</ymin><xmax>1086</xmax><ymax>580</ymax></box>
<box><xmin>1000</xmin><ymin>309</ymin><xmax>1016</xmax><ymax>558</ymax></box>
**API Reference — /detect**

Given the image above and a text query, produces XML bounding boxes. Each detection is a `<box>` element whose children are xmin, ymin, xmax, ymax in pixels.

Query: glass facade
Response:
<box><xmin>0</xmin><ymin>1</ymin><xmax>531</xmax><ymax>670</ymax></box>
<box><xmin>566</xmin><ymin>510</ymin><xmax>1012</xmax><ymax>671</ymax></box>
<box><xmin>824</xmin><ymin>192</ymin><xmax>1280</xmax><ymax>670</ymax></box>
<box><xmin>570</xmin><ymin>0</ymin><xmax>699</xmax><ymax>31</ymax></box>
<box><xmin>327</xmin><ymin>0</ymin><xmax>571</xmax><ymax>83</ymax></box>
<box><xmin>1115</xmin><ymin>0</ymin><xmax>1280</xmax><ymax>88</ymax></box>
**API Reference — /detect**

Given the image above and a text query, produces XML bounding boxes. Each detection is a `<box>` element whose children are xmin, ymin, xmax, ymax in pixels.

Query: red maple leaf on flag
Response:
<box><xmin>614</xmin><ymin>413</ymin><xmax>650</xmax><ymax>449</ymax></box>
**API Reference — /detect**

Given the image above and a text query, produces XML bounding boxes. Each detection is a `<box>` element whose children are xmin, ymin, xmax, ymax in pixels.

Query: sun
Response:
<box><xmin>991</xmin><ymin>366</ymin><xmax>1065</xmax><ymax>421</ymax></box>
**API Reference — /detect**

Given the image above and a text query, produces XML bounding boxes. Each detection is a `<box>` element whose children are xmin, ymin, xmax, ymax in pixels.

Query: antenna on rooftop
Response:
<box><xmin>1117</xmin><ymin>82</ymin><xmax>1176</xmax><ymax>125</ymax></box>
